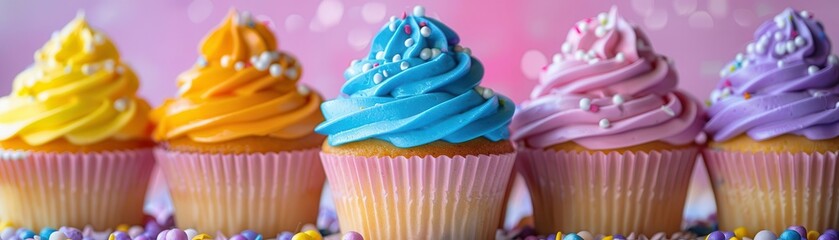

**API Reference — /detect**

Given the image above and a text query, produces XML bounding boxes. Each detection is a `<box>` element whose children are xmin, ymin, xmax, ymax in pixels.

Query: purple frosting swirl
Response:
<box><xmin>706</xmin><ymin>8</ymin><xmax>839</xmax><ymax>142</ymax></box>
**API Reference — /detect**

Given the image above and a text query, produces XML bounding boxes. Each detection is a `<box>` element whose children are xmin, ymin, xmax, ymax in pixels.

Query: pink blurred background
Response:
<box><xmin>2</xmin><ymin>0</ymin><xmax>839</xmax><ymax>229</ymax></box>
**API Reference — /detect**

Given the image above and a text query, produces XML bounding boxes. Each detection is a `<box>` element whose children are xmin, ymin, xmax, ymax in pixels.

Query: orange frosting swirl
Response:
<box><xmin>0</xmin><ymin>12</ymin><xmax>152</xmax><ymax>146</ymax></box>
<box><xmin>152</xmin><ymin>10</ymin><xmax>323</xmax><ymax>143</ymax></box>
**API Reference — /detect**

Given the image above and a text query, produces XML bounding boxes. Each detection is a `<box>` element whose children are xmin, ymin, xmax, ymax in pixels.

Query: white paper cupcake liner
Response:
<box><xmin>516</xmin><ymin>147</ymin><xmax>698</xmax><ymax>236</ymax></box>
<box><xmin>0</xmin><ymin>148</ymin><xmax>155</xmax><ymax>230</ymax></box>
<box><xmin>154</xmin><ymin>148</ymin><xmax>325</xmax><ymax>236</ymax></box>
<box><xmin>704</xmin><ymin>149</ymin><xmax>839</xmax><ymax>232</ymax></box>
<box><xmin>320</xmin><ymin>152</ymin><xmax>516</xmax><ymax>240</ymax></box>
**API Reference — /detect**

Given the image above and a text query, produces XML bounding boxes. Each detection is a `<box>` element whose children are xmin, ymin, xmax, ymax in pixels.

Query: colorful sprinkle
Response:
<box><xmin>743</xmin><ymin>92</ymin><xmax>751</xmax><ymax>100</ymax></box>
<box><xmin>403</xmin><ymin>25</ymin><xmax>412</xmax><ymax>34</ymax></box>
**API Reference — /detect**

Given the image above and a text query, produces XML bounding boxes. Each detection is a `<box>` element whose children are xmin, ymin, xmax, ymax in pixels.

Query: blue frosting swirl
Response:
<box><xmin>316</xmin><ymin>7</ymin><xmax>514</xmax><ymax>148</ymax></box>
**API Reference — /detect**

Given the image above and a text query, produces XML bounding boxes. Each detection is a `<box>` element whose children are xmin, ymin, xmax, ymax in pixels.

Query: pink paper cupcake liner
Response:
<box><xmin>155</xmin><ymin>148</ymin><xmax>325</xmax><ymax>235</ymax></box>
<box><xmin>0</xmin><ymin>148</ymin><xmax>155</xmax><ymax>230</ymax></box>
<box><xmin>703</xmin><ymin>149</ymin><xmax>839</xmax><ymax>232</ymax></box>
<box><xmin>320</xmin><ymin>152</ymin><xmax>516</xmax><ymax>240</ymax></box>
<box><xmin>516</xmin><ymin>147</ymin><xmax>698</xmax><ymax>236</ymax></box>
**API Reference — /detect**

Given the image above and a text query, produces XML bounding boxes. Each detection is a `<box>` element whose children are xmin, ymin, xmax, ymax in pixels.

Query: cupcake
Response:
<box><xmin>151</xmin><ymin>10</ymin><xmax>325</xmax><ymax>235</ymax></box>
<box><xmin>704</xmin><ymin>8</ymin><xmax>839</xmax><ymax>232</ymax></box>
<box><xmin>315</xmin><ymin>6</ymin><xmax>516</xmax><ymax>239</ymax></box>
<box><xmin>0</xmin><ymin>12</ymin><xmax>156</xmax><ymax>230</ymax></box>
<box><xmin>511</xmin><ymin>7</ymin><xmax>705</xmax><ymax>236</ymax></box>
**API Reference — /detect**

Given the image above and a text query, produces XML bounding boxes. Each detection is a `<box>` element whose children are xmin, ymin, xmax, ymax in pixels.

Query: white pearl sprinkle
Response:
<box><xmin>808</xmin><ymin>65</ymin><xmax>820</xmax><ymax>75</ymax></box>
<box><xmin>65</xmin><ymin>65</ymin><xmax>73</xmax><ymax>73</ymax></box>
<box><xmin>801</xmin><ymin>10</ymin><xmax>811</xmax><ymax>18</ymax></box>
<box><xmin>104</xmin><ymin>59</ymin><xmax>115</xmax><ymax>72</ymax></box>
<box><xmin>588</xmin><ymin>58</ymin><xmax>600</xmax><ymax>65</ymax></box>
<box><xmin>362</xmin><ymin>63</ymin><xmax>372</xmax><ymax>72</ymax></box>
<box><xmin>599</xmin><ymin>118</ymin><xmax>610</xmax><ymax>128</ymax></box>
<box><xmin>614</xmin><ymin>53</ymin><xmax>625</xmax><ymax>63</ymax></box>
<box><xmin>260</xmin><ymin>51</ymin><xmax>274</xmax><ymax>63</ymax></box>
<box><xmin>574</xmin><ymin>50</ymin><xmax>585</xmax><ymax>60</ymax></box>
<box><xmin>612</xmin><ymin>94</ymin><xmax>624</xmax><ymax>105</ymax></box>
<box><xmin>552</xmin><ymin>53</ymin><xmax>562</xmax><ymax>64</ymax></box>
<box><xmin>234</xmin><ymin>61</ymin><xmax>245</xmax><ymax>71</ymax></box>
<box><xmin>389</xmin><ymin>22</ymin><xmax>397</xmax><ymax>31</ymax></box>
<box><xmin>835</xmin><ymin>101</ymin><xmax>839</xmax><ymax>109</ymax></box>
<box><xmin>404</xmin><ymin>38</ymin><xmax>414</xmax><ymax>47</ymax></box>
<box><xmin>721</xmin><ymin>87</ymin><xmax>732</xmax><ymax>97</ymax></box>
<box><xmin>774</xmin><ymin>16</ymin><xmax>786</xmax><ymax>28</ymax></box>
<box><xmin>297</xmin><ymin>85</ymin><xmax>310</xmax><ymax>95</ymax></box>
<box><xmin>375</xmin><ymin>51</ymin><xmax>385</xmax><ymax>60</ymax></box>
<box><xmin>51</xmin><ymin>31</ymin><xmax>60</xmax><ymax>41</ymax></box>
<box><xmin>93</xmin><ymin>33</ymin><xmax>104</xmax><ymax>45</ymax></box>
<box><xmin>829</xmin><ymin>55</ymin><xmax>839</xmax><ymax>65</ymax></box>
<box><xmin>400</xmin><ymin>61</ymin><xmax>410</xmax><ymax>70</ymax></box>
<box><xmin>254</xmin><ymin>61</ymin><xmax>268</xmax><ymax>71</ymax></box>
<box><xmin>597</xmin><ymin>12</ymin><xmax>608</xmax><ymax>23</ymax></box>
<box><xmin>286</xmin><ymin>67</ymin><xmax>299</xmax><ymax>79</ymax></box>
<box><xmin>746</xmin><ymin>43</ymin><xmax>755</xmax><ymax>54</ymax></box>
<box><xmin>420</xmin><ymin>26</ymin><xmax>431</xmax><ymax>37</ymax></box>
<box><xmin>115</xmin><ymin>66</ymin><xmax>124</xmax><ymax>74</ymax></box>
<box><xmin>595</xmin><ymin>26</ymin><xmax>607</xmax><ymax>38</ymax></box>
<box><xmin>774</xmin><ymin>43</ymin><xmax>786</xmax><ymax>56</ymax></box>
<box><xmin>431</xmin><ymin>48</ymin><xmax>442</xmax><ymax>58</ymax></box>
<box><xmin>785</xmin><ymin>41</ymin><xmax>796</xmax><ymax>53</ymax></box>
<box><xmin>794</xmin><ymin>36</ymin><xmax>806</xmax><ymax>47</ymax></box>
<box><xmin>221</xmin><ymin>55</ymin><xmax>231</xmax><ymax>68</ymax></box>
<box><xmin>474</xmin><ymin>86</ymin><xmax>493</xmax><ymax>99</ymax></box>
<box><xmin>774</xmin><ymin>32</ymin><xmax>783</xmax><ymax>41</ymax></box>
<box><xmin>413</xmin><ymin>5</ymin><xmax>425</xmax><ymax>17</ymax></box>
<box><xmin>269</xmin><ymin>64</ymin><xmax>283</xmax><ymax>77</ymax></box>
<box><xmin>392</xmin><ymin>54</ymin><xmax>402</xmax><ymax>62</ymax></box>
<box><xmin>719</xmin><ymin>69</ymin><xmax>727</xmax><ymax>78</ymax></box>
<box><xmin>777</xmin><ymin>60</ymin><xmax>785</xmax><ymax>68</ymax></box>
<box><xmin>579</xmin><ymin>98</ymin><xmax>591</xmax><ymax>111</ymax></box>
<box><xmin>250</xmin><ymin>56</ymin><xmax>258</xmax><ymax>64</ymax></box>
<box><xmin>114</xmin><ymin>98</ymin><xmax>128</xmax><ymax>112</ymax></box>
<box><xmin>577</xmin><ymin>21</ymin><xmax>588</xmax><ymax>33</ymax></box>
<box><xmin>383</xmin><ymin>70</ymin><xmax>389</xmax><ymax>78</ymax></box>
<box><xmin>389</xmin><ymin>16</ymin><xmax>397</xmax><ymax>22</ymax></box>
<box><xmin>81</xmin><ymin>64</ymin><xmax>96</xmax><ymax>75</ymax></box>
<box><xmin>561</xmin><ymin>42</ymin><xmax>572</xmax><ymax>54</ymax></box>
<box><xmin>755</xmin><ymin>43</ymin><xmax>766</xmax><ymax>54</ymax></box>
<box><xmin>661</xmin><ymin>105</ymin><xmax>676</xmax><ymax>116</ymax></box>
<box><xmin>373</xmin><ymin>73</ymin><xmax>383</xmax><ymax>84</ymax></box>
<box><xmin>84</xmin><ymin>42</ymin><xmax>95</xmax><ymax>52</ymax></box>
<box><xmin>420</xmin><ymin>48</ymin><xmax>432</xmax><ymax>60</ymax></box>
<box><xmin>351</xmin><ymin>59</ymin><xmax>360</xmax><ymax>66</ymax></box>
<box><xmin>735</xmin><ymin>53</ymin><xmax>744</xmax><ymax>62</ymax></box>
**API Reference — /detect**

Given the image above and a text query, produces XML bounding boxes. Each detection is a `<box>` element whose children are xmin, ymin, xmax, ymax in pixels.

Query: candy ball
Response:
<box><xmin>789</xmin><ymin>226</ymin><xmax>808</xmax><ymax>239</ymax></box>
<box><xmin>277</xmin><ymin>232</ymin><xmax>294</xmax><ymax>240</ymax></box>
<box><xmin>577</xmin><ymin>231</ymin><xmax>594</xmax><ymax>240</ymax></box>
<box><xmin>820</xmin><ymin>233</ymin><xmax>839</xmax><ymax>240</ymax></box>
<box><xmin>110</xmin><ymin>232</ymin><xmax>131</xmax><ymax>240</ymax></box>
<box><xmin>229</xmin><ymin>235</ymin><xmax>247</xmax><ymax>240</ymax></box>
<box><xmin>166</xmin><ymin>229</ymin><xmax>188</xmax><ymax>240</ymax></box>
<box><xmin>780</xmin><ymin>230</ymin><xmax>802</xmax><ymax>240</ymax></box>
<box><xmin>706</xmin><ymin>231</ymin><xmax>726</xmax><ymax>240</ymax></box>
<box><xmin>240</xmin><ymin>230</ymin><xmax>259</xmax><ymax>240</ymax></box>
<box><xmin>564</xmin><ymin>233</ymin><xmax>583</xmax><ymax>240</ymax></box>
<box><xmin>184</xmin><ymin>229</ymin><xmax>198</xmax><ymax>240</ymax></box>
<box><xmin>0</xmin><ymin>221</ymin><xmax>14</xmax><ymax>229</ymax></box>
<box><xmin>17</xmin><ymin>229</ymin><xmax>36</xmax><ymax>240</ymax></box>
<box><xmin>754</xmin><ymin>230</ymin><xmax>777</xmax><ymax>240</ymax></box>
<box><xmin>291</xmin><ymin>233</ymin><xmax>313</xmax><ymax>240</ymax></box>
<box><xmin>809</xmin><ymin>231</ymin><xmax>823</xmax><ymax>240</ymax></box>
<box><xmin>2</xmin><ymin>227</ymin><xmax>16</xmax><ymax>240</ymax></box>
<box><xmin>547</xmin><ymin>234</ymin><xmax>557</xmax><ymax>240</ymax></box>
<box><xmin>341</xmin><ymin>232</ymin><xmax>363</xmax><ymax>240</ymax></box>
<box><xmin>135</xmin><ymin>236</ymin><xmax>151</xmax><ymax>240</ymax></box>
<box><xmin>40</xmin><ymin>228</ymin><xmax>57</xmax><ymax>239</ymax></box>
<box><xmin>192</xmin><ymin>234</ymin><xmax>213</xmax><ymax>240</ymax></box>
<box><xmin>116</xmin><ymin>225</ymin><xmax>130</xmax><ymax>233</ymax></box>
<box><xmin>723</xmin><ymin>231</ymin><xmax>735</xmax><ymax>239</ymax></box>
<box><xmin>128</xmin><ymin>227</ymin><xmax>145</xmax><ymax>238</ymax></box>
<box><xmin>146</xmin><ymin>221</ymin><xmax>163</xmax><ymax>239</ymax></box>
<box><xmin>825</xmin><ymin>230</ymin><xmax>839</xmax><ymax>237</ymax></box>
<box><xmin>613</xmin><ymin>234</ymin><xmax>627</xmax><ymax>240</ymax></box>
<box><xmin>602</xmin><ymin>236</ymin><xmax>613</xmax><ymax>240</ymax></box>
<box><xmin>156</xmin><ymin>230</ymin><xmax>170</xmax><ymax>240</ymax></box>
<box><xmin>733</xmin><ymin>227</ymin><xmax>750</xmax><ymax>239</ymax></box>
<box><xmin>303</xmin><ymin>230</ymin><xmax>322</xmax><ymax>240</ymax></box>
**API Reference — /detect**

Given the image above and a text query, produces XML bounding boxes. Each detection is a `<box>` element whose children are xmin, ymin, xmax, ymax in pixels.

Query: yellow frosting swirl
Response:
<box><xmin>151</xmin><ymin>10</ymin><xmax>323</xmax><ymax>143</ymax></box>
<box><xmin>0</xmin><ymin>12</ymin><xmax>152</xmax><ymax>146</ymax></box>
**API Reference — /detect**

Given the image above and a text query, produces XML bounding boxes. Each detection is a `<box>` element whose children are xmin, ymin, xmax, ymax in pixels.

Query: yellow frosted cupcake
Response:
<box><xmin>151</xmin><ymin>9</ymin><xmax>325</xmax><ymax>235</ymax></box>
<box><xmin>0</xmin><ymin>12</ymin><xmax>155</xmax><ymax>230</ymax></box>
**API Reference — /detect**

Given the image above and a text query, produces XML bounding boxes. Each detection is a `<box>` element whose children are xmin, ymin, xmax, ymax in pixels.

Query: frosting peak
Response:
<box><xmin>512</xmin><ymin>7</ymin><xmax>704</xmax><ymax>150</ymax></box>
<box><xmin>0</xmin><ymin>12</ymin><xmax>152</xmax><ymax>146</ymax></box>
<box><xmin>152</xmin><ymin>9</ymin><xmax>322</xmax><ymax>143</ymax></box>
<box><xmin>706</xmin><ymin>8</ymin><xmax>839</xmax><ymax>142</ymax></box>
<box><xmin>316</xmin><ymin>6</ymin><xmax>514</xmax><ymax>148</ymax></box>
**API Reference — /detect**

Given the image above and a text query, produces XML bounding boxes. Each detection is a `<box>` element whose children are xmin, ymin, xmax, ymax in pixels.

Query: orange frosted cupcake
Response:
<box><xmin>0</xmin><ymin>13</ymin><xmax>155</xmax><ymax>230</ymax></box>
<box><xmin>151</xmin><ymin>9</ymin><xmax>325</xmax><ymax>235</ymax></box>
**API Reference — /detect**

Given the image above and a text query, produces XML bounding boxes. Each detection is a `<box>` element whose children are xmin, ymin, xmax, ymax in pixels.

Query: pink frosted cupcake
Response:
<box><xmin>151</xmin><ymin>10</ymin><xmax>325</xmax><ymax>235</ymax></box>
<box><xmin>0</xmin><ymin>13</ymin><xmax>155</xmax><ymax>230</ymax></box>
<box><xmin>315</xmin><ymin>6</ymin><xmax>516</xmax><ymax>239</ymax></box>
<box><xmin>704</xmin><ymin>8</ymin><xmax>839</xmax><ymax>232</ymax></box>
<box><xmin>511</xmin><ymin>7</ymin><xmax>705</xmax><ymax>236</ymax></box>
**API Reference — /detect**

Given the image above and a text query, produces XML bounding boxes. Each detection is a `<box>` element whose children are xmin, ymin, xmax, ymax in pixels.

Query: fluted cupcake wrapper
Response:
<box><xmin>154</xmin><ymin>148</ymin><xmax>324</xmax><ymax>236</ymax></box>
<box><xmin>0</xmin><ymin>148</ymin><xmax>155</xmax><ymax>230</ymax></box>
<box><xmin>516</xmin><ymin>147</ymin><xmax>698</xmax><ymax>236</ymax></box>
<box><xmin>320</xmin><ymin>152</ymin><xmax>516</xmax><ymax>240</ymax></box>
<box><xmin>703</xmin><ymin>149</ymin><xmax>839</xmax><ymax>233</ymax></box>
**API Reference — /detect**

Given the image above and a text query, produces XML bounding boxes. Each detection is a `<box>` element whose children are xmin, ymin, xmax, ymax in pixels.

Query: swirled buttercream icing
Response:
<box><xmin>706</xmin><ymin>8</ymin><xmax>839</xmax><ymax>142</ymax></box>
<box><xmin>511</xmin><ymin>7</ymin><xmax>704</xmax><ymax>150</ymax></box>
<box><xmin>152</xmin><ymin>9</ymin><xmax>323</xmax><ymax>143</ymax></box>
<box><xmin>0</xmin><ymin>12</ymin><xmax>152</xmax><ymax>146</ymax></box>
<box><xmin>315</xmin><ymin>6</ymin><xmax>515</xmax><ymax>148</ymax></box>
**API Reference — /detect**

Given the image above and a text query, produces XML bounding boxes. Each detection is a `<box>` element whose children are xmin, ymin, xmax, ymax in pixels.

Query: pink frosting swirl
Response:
<box><xmin>511</xmin><ymin>7</ymin><xmax>705</xmax><ymax>150</ymax></box>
